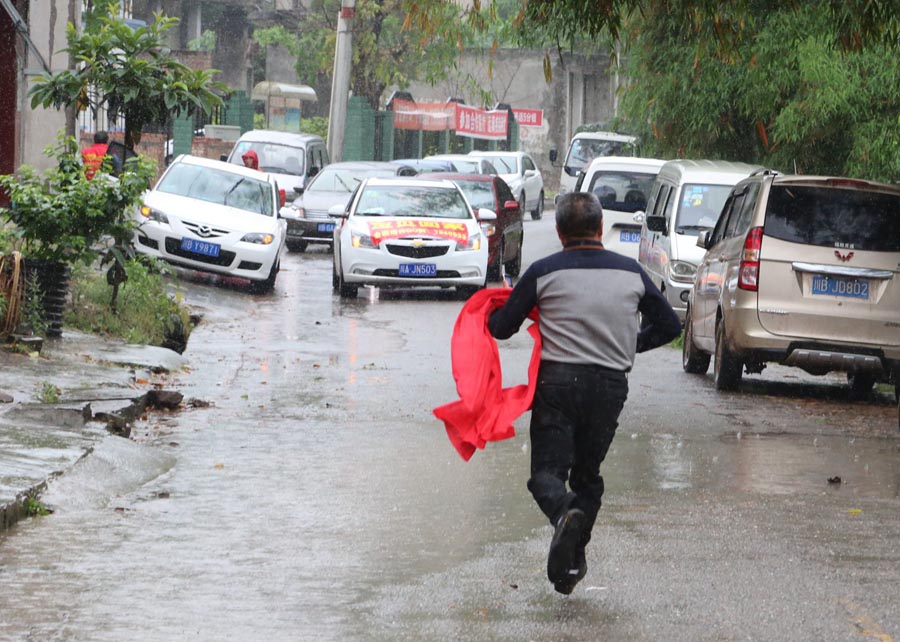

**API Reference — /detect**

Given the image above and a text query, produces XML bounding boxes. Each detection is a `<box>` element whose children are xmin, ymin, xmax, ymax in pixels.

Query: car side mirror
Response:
<box><xmin>293</xmin><ymin>186</ymin><xmax>305</xmax><ymax>196</ymax></box>
<box><xmin>220</xmin><ymin>154</ymin><xmax>228</xmax><ymax>162</ymax></box>
<box><xmin>477</xmin><ymin>208</ymin><xmax>497</xmax><ymax>221</ymax></box>
<box><xmin>549</xmin><ymin>149</ymin><xmax>558</xmax><ymax>163</ymax></box>
<box><xmin>278</xmin><ymin>189</ymin><xmax>286</xmax><ymax>208</ymax></box>
<box><xmin>645</xmin><ymin>214</ymin><xmax>667</xmax><ymax>234</ymax></box>
<box><xmin>633</xmin><ymin>211</ymin><xmax>645</xmax><ymax>224</ymax></box>
<box><xmin>503</xmin><ymin>199</ymin><xmax>519</xmax><ymax>212</ymax></box>
<box><xmin>697</xmin><ymin>230</ymin><xmax>711</xmax><ymax>249</ymax></box>
<box><xmin>524</xmin><ymin>169</ymin><xmax>537</xmax><ymax>178</ymax></box>
<box><xmin>328</xmin><ymin>203</ymin><xmax>348</xmax><ymax>218</ymax></box>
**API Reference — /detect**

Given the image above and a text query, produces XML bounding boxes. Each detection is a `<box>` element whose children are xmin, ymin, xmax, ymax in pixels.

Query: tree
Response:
<box><xmin>254</xmin><ymin>0</ymin><xmax>462</xmax><ymax>110</ymax></box>
<box><xmin>619</xmin><ymin>3</ymin><xmax>900</xmax><ymax>180</ymax></box>
<box><xmin>29</xmin><ymin>11</ymin><xmax>228</xmax><ymax>150</ymax></box>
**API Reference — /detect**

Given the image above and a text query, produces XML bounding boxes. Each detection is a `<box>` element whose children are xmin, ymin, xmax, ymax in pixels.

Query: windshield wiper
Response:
<box><xmin>224</xmin><ymin>178</ymin><xmax>247</xmax><ymax>204</ymax></box>
<box><xmin>356</xmin><ymin>210</ymin><xmax>385</xmax><ymax>216</ymax></box>
<box><xmin>335</xmin><ymin>174</ymin><xmax>353</xmax><ymax>191</ymax></box>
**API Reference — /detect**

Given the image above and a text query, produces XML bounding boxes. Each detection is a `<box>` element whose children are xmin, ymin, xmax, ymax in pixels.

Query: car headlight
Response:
<box><xmin>241</xmin><ymin>233</ymin><xmax>275</xmax><ymax>245</ymax></box>
<box><xmin>456</xmin><ymin>232</ymin><xmax>482</xmax><ymax>251</ymax></box>
<box><xmin>140</xmin><ymin>205</ymin><xmax>168</xmax><ymax>224</ymax></box>
<box><xmin>480</xmin><ymin>223</ymin><xmax>496</xmax><ymax>237</ymax></box>
<box><xmin>291</xmin><ymin>205</ymin><xmax>306</xmax><ymax>218</ymax></box>
<box><xmin>351</xmin><ymin>231</ymin><xmax>375</xmax><ymax>248</ymax></box>
<box><xmin>670</xmin><ymin>260</ymin><xmax>697</xmax><ymax>283</ymax></box>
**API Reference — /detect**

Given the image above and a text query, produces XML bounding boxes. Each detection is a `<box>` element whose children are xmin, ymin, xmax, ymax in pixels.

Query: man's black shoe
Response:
<box><xmin>547</xmin><ymin>508</ymin><xmax>587</xmax><ymax>588</ymax></box>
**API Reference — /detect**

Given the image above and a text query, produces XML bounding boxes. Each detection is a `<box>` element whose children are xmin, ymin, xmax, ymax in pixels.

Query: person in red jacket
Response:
<box><xmin>81</xmin><ymin>131</ymin><xmax>111</xmax><ymax>180</ymax></box>
<box><xmin>241</xmin><ymin>149</ymin><xmax>261</xmax><ymax>171</ymax></box>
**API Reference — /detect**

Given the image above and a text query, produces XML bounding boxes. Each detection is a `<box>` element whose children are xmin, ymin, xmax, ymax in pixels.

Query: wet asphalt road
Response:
<box><xmin>0</xmin><ymin>214</ymin><xmax>898</xmax><ymax>641</ymax></box>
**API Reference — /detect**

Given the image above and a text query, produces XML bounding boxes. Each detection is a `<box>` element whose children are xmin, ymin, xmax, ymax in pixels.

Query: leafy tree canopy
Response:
<box><xmin>30</xmin><ymin>9</ymin><xmax>228</xmax><ymax>148</ymax></box>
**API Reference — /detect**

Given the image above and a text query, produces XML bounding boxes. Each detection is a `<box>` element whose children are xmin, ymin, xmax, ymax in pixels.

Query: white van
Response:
<box><xmin>575</xmin><ymin>156</ymin><xmax>665</xmax><ymax>260</ymax></box>
<box><xmin>638</xmin><ymin>160</ymin><xmax>764</xmax><ymax>320</ymax></box>
<box><xmin>553</xmin><ymin>131</ymin><xmax>637</xmax><ymax>202</ymax></box>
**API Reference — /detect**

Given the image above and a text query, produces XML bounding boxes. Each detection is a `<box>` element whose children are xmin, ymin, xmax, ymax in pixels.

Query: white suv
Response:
<box><xmin>683</xmin><ymin>170</ymin><xmax>900</xmax><ymax>397</ymax></box>
<box><xmin>468</xmin><ymin>151</ymin><xmax>544</xmax><ymax>220</ymax></box>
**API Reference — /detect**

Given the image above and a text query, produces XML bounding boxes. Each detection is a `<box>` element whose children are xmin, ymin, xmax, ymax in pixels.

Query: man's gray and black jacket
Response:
<box><xmin>488</xmin><ymin>248</ymin><xmax>681</xmax><ymax>371</ymax></box>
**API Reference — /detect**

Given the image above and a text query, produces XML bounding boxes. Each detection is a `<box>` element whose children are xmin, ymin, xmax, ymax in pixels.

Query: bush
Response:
<box><xmin>66</xmin><ymin>259</ymin><xmax>192</xmax><ymax>347</ymax></box>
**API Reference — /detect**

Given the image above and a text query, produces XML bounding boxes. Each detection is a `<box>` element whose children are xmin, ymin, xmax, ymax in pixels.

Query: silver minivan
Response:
<box><xmin>638</xmin><ymin>160</ymin><xmax>764</xmax><ymax>319</ymax></box>
<box><xmin>224</xmin><ymin>130</ymin><xmax>329</xmax><ymax>201</ymax></box>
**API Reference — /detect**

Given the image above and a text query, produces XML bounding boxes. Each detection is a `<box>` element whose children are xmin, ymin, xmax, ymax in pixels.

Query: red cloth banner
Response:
<box><xmin>367</xmin><ymin>219</ymin><xmax>469</xmax><ymax>245</ymax></box>
<box><xmin>455</xmin><ymin>105</ymin><xmax>508</xmax><ymax>140</ymax></box>
<box><xmin>392</xmin><ymin>100</ymin><xmax>456</xmax><ymax>131</ymax></box>
<box><xmin>512</xmin><ymin>108</ymin><xmax>543</xmax><ymax>127</ymax></box>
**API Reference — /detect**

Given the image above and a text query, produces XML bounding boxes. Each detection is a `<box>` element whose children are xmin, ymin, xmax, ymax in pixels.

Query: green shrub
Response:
<box><xmin>66</xmin><ymin>259</ymin><xmax>192</xmax><ymax>347</ymax></box>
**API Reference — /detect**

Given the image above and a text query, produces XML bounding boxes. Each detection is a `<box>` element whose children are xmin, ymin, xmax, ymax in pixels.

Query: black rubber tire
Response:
<box><xmin>714</xmin><ymin>319</ymin><xmax>743</xmax><ymax>391</ymax></box>
<box><xmin>682</xmin><ymin>306</ymin><xmax>711</xmax><ymax>374</ymax></box>
<box><xmin>249</xmin><ymin>260</ymin><xmax>278</xmax><ymax>294</ymax></box>
<box><xmin>505</xmin><ymin>239</ymin><xmax>523</xmax><ymax>278</ymax></box>
<box><xmin>332</xmin><ymin>261</ymin><xmax>340</xmax><ymax>291</ymax></box>
<box><xmin>457</xmin><ymin>284</ymin><xmax>483</xmax><ymax>300</ymax></box>
<box><xmin>531</xmin><ymin>191</ymin><xmax>544</xmax><ymax>220</ymax></box>
<box><xmin>337</xmin><ymin>269</ymin><xmax>357</xmax><ymax>298</ymax></box>
<box><xmin>287</xmin><ymin>240</ymin><xmax>308</xmax><ymax>253</ymax></box>
<box><xmin>847</xmin><ymin>372</ymin><xmax>876</xmax><ymax>398</ymax></box>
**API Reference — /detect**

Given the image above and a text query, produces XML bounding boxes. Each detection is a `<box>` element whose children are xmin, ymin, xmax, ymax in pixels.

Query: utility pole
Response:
<box><xmin>326</xmin><ymin>0</ymin><xmax>355</xmax><ymax>163</ymax></box>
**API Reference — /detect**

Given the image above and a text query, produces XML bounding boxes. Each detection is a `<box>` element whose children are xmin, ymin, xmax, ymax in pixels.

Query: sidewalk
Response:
<box><xmin>0</xmin><ymin>330</ymin><xmax>188</xmax><ymax>531</ymax></box>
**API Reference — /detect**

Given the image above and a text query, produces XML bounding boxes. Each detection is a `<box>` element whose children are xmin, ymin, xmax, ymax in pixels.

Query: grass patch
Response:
<box><xmin>23</xmin><ymin>495</ymin><xmax>51</xmax><ymax>517</ymax></box>
<box><xmin>66</xmin><ymin>259</ymin><xmax>192</xmax><ymax>347</ymax></box>
<box><xmin>669</xmin><ymin>330</ymin><xmax>685</xmax><ymax>350</ymax></box>
<box><xmin>37</xmin><ymin>381</ymin><xmax>61</xmax><ymax>403</ymax></box>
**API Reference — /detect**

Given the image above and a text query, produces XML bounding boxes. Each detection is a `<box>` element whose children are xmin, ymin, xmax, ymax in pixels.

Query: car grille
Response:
<box><xmin>385</xmin><ymin>244</ymin><xmax>450</xmax><ymax>259</ymax></box>
<box><xmin>373</xmin><ymin>269</ymin><xmax>460</xmax><ymax>278</ymax></box>
<box><xmin>165</xmin><ymin>238</ymin><xmax>236</xmax><ymax>266</ymax></box>
<box><xmin>306</xmin><ymin>209</ymin><xmax>330</xmax><ymax>220</ymax></box>
<box><xmin>182</xmin><ymin>221</ymin><xmax>231</xmax><ymax>239</ymax></box>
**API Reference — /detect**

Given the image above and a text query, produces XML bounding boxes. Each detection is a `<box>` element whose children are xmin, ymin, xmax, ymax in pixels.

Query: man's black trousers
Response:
<box><xmin>527</xmin><ymin>360</ymin><xmax>629</xmax><ymax>543</ymax></box>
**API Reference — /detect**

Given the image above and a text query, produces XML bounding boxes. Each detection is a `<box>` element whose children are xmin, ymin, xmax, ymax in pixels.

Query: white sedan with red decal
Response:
<box><xmin>330</xmin><ymin>177</ymin><xmax>494</xmax><ymax>298</ymax></box>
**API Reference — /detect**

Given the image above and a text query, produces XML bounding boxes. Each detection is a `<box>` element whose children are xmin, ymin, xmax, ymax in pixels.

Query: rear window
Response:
<box><xmin>764</xmin><ymin>185</ymin><xmax>900</xmax><ymax>252</ymax></box>
<box><xmin>587</xmin><ymin>171</ymin><xmax>657</xmax><ymax>212</ymax></box>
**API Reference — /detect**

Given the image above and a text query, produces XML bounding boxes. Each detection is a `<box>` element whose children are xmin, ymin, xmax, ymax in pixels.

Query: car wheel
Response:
<box><xmin>714</xmin><ymin>318</ymin><xmax>742</xmax><ymax>391</ymax></box>
<box><xmin>847</xmin><ymin>372</ymin><xmax>876</xmax><ymax>399</ymax></box>
<box><xmin>337</xmin><ymin>268</ymin><xmax>357</xmax><ymax>299</ymax></box>
<box><xmin>457</xmin><ymin>284</ymin><xmax>483</xmax><ymax>300</ymax></box>
<box><xmin>505</xmin><ymin>239</ymin><xmax>523</xmax><ymax>278</ymax></box>
<box><xmin>487</xmin><ymin>241</ymin><xmax>504</xmax><ymax>282</ymax></box>
<box><xmin>332</xmin><ymin>261</ymin><xmax>340</xmax><ymax>291</ymax></box>
<box><xmin>287</xmin><ymin>240</ymin><xmax>308</xmax><ymax>253</ymax></box>
<box><xmin>682</xmin><ymin>306</ymin><xmax>711</xmax><ymax>374</ymax></box>
<box><xmin>249</xmin><ymin>260</ymin><xmax>279</xmax><ymax>294</ymax></box>
<box><xmin>531</xmin><ymin>190</ymin><xmax>544</xmax><ymax>220</ymax></box>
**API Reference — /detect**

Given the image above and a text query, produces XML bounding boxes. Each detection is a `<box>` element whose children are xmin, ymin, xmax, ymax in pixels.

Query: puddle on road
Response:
<box><xmin>606</xmin><ymin>431</ymin><xmax>900</xmax><ymax>499</ymax></box>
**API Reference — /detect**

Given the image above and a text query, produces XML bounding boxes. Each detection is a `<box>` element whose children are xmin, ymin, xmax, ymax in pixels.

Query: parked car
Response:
<box><xmin>574</xmin><ymin>156</ymin><xmax>666</xmax><ymax>260</ymax></box>
<box><xmin>418</xmin><ymin>172</ymin><xmax>524</xmax><ymax>280</ymax></box>
<box><xmin>392</xmin><ymin>158</ymin><xmax>456</xmax><ymax>173</ymax></box>
<box><xmin>468</xmin><ymin>150</ymin><xmax>544</xmax><ymax>220</ymax></box>
<box><xmin>285</xmin><ymin>161</ymin><xmax>418</xmax><ymax>252</ymax></box>
<box><xmin>552</xmin><ymin>130</ymin><xmax>638</xmax><ymax>202</ymax></box>
<box><xmin>222</xmin><ymin>130</ymin><xmax>329</xmax><ymax>204</ymax></box>
<box><xmin>424</xmin><ymin>154</ymin><xmax>499</xmax><ymax>175</ymax></box>
<box><xmin>683</xmin><ymin>171</ymin><xmax>900</xmax><ymax>394</ymax></box>
<box><xmin>331</xmin><ymin>177</ymin><xmax>493</xmax><ymax>298</ymax></box>
<box><xmin>134</xmin><ymin>155</ymin><xmax>286</xmax><ymax>293</ymax></box>
<box><xmin>639</xmin><ymin>160</ymin><xmax>765</xmax><ymax>320</ymax></box>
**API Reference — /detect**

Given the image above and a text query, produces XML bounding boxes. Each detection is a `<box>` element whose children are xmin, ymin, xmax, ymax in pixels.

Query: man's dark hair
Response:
<box><xmin>556</xmin><ymin>192</ymin><xmax>603</xmax><ymax>238</ymax></box>
<box><xmin>93</xmin><ymin>131</ymin><xmax>109</xmax><ymax>144</ymax></box>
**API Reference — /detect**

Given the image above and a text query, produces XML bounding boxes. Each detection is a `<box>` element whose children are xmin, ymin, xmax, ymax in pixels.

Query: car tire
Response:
<box><xmin>847</xmin><ymin>372</ymin><xmax>876</xmax><ymax>399</ymax></box>
<box><xmin>505</xmin><ymin>239</ymin><xmax>523</xmax><ymax>278</ymax></box>
<box><xmin>714</xmin><ymin>318</ymin><xmax>742</xmax><ymax>391</ymax></box>
<box><xmin>531</xmin><ymin>190</ymin><xmax>544</xmax><ymax>220</ymax></box>
<box><xmin>457</xmin><ymin>284</ymin><xmax>483</xmax><ymax>300</ymax></box>
<box><xmin>332</xmin><ymin>262</ymin><xmax>340</xmax><ymax>292</ymax></box>
<box><xmin>249</xmin><ymin>260</ymin><xmax>279</xmax><ymax>294</ymax></box>
<box><xmin>337</xmin><ymin>269</ymin><xmax>357</xmax><ymax>299</ymax></box>
<box><xmin>287</xmin><ymin>240</ymin><xmax>308</xmax><ymax>253</ymax></box>
<box><xmin>487</xmin><ymin>241</ymin><xmax>504</xmax><ymax>282</ymax></box>
<box><xmin>682</xmin><ymin>306</ymin><xmax>711</xmax><ymax>374</ymax></box>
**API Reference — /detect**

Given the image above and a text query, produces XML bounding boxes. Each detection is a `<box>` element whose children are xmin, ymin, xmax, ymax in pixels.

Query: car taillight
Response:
<box><xmin>738</xmin><ymin>226</ymin><xmax>764</xmax><ymax>291</ymax></box>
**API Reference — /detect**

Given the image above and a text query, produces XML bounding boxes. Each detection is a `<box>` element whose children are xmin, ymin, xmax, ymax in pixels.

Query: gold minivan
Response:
<box><xmin>683</xmin><ymin>170</ymin><xmax>900</xmax><ymax>397</ymax></box>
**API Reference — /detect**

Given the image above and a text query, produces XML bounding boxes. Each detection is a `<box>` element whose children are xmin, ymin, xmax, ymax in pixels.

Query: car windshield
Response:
<box><xmin>674</xmin><ymin>184</ymin><xmax>732</xmax><ymax>234</ymax></box>
<box><xmin>230</xmin><ymin>141</ymin><xmax>305</xmax><ymax>176</ymax></box>
<box><xmin>157</xmin><ymin>163</ymin><xmax>274</xmax><ymax>216</ymax></box>
<box><xmin>587</xmin><ymin>171</ymin><xmax>657</xmax><ymax>212</ymax></box>
<box><xmin>477</xmin><ymin>155</ymin><xmax>516</xmax><ymax>173</ymax></box>
<box><xmin>354</xmin><ymin>185</ymin><xmax>471</xmax><ymax>219</ymax></box>
<box><xmin>565</xmin><ymin>139</ymin><xmax>634</xmax><ymax>170</ymax></box>
<box><xmin>309</xmin><ymin>167</ymin><xmax>398</xmax><ymax>193</ymax></box>
<box><xmin>764</xmin><ymin>184</ymin><xmax>900</xmax><ymax>252</ymax></box>
<box><xmin>446</xmin><ymin>159</ymin><xmax>480</xmax><ymax>174</ymax></box>
<box><xmin>455</xmin><ymin>181</ymin><xmax>495</xmax><ymax>210</ymax></box>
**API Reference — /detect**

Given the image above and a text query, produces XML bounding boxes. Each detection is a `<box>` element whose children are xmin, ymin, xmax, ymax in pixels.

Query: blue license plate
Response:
<box><xmin>317</xmin><ymin>222</ymin><xmax>335</xmax><ymax>233</ymax></box>
<box><xmin>811</xmin><ymin>275</ymin><xmax>869</xmax><ymax>299</ymax></box>
<box><xmin>181</xmin><ymin>237</ymin><xmax>220</xmax><ymax>257</ymax></box>
<box><xmin>399</xmin><ymin>263</ymin><xmax>437</xmax><ymax>277</ymax></box>
<box><xmin>619</xmin><ymin>230</ymin><xmax>641</xmax><ymax>243</ymax></box>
